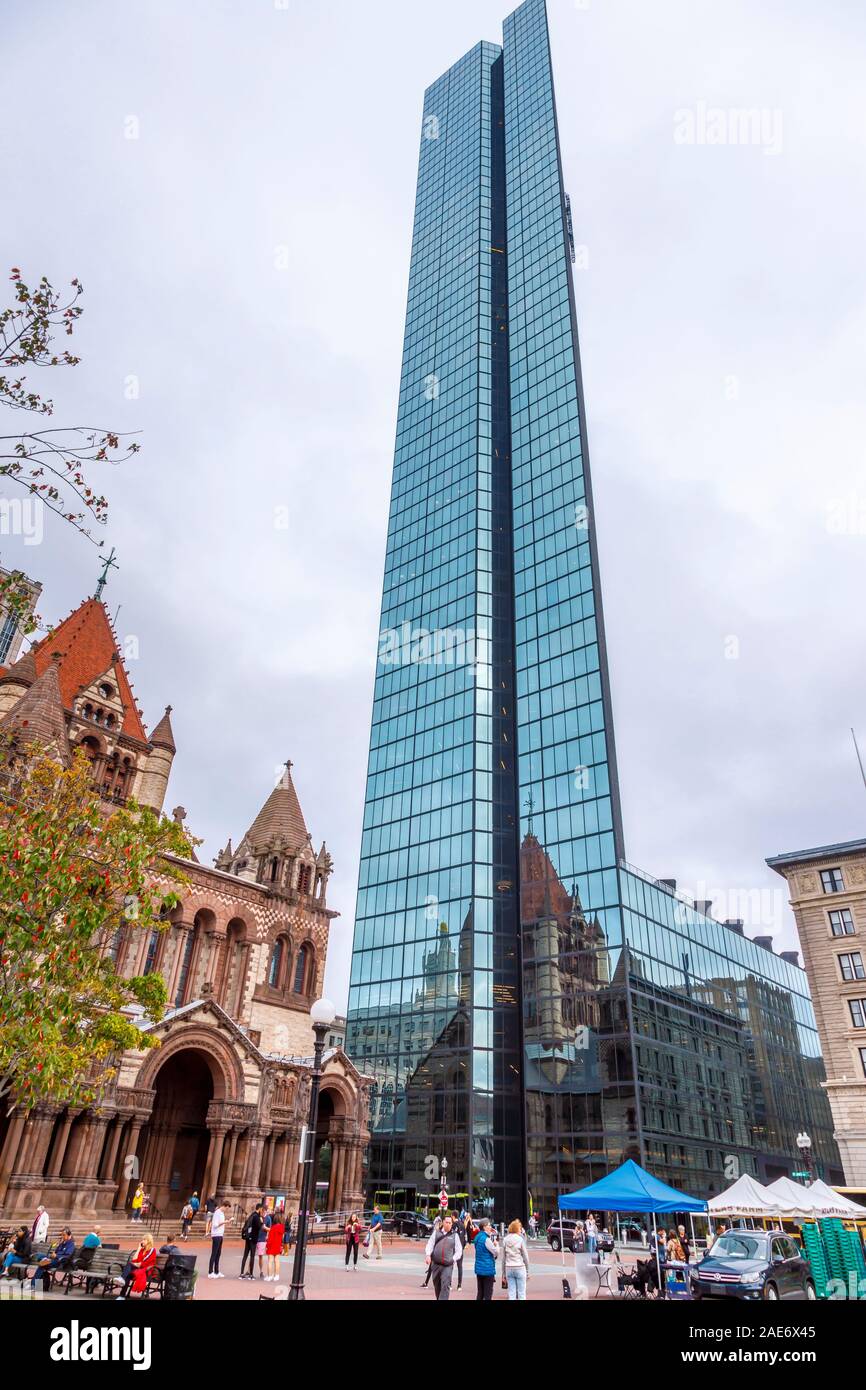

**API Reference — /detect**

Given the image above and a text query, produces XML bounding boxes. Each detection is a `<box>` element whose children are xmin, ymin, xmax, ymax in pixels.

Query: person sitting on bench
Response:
<box><xmin>115</xmin><ymin>1233</ymin><xmax>157</xmax><ymax>1300</ymax></box>
<box><xmin>31</xmin><ymin>1228</ymin><xmax>75</xmax><ymax>1290</ymax></box>
<box><xmin>0</xmin><ymin>1228</ymin><xmax>32</xmax><ymax>1278</ymax></box>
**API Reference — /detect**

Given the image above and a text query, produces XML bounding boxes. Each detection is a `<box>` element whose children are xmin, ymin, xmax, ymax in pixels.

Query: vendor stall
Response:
<box><xmin>558</xmin><ymin>1158</ymin><xmax>707</xmax><ymax>1296</ymax></box>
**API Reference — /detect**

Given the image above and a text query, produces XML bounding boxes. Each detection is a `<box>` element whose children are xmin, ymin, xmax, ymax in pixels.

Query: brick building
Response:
<box><xmin>0</xmin><ymin>593</ymin><xmax>370</xmax><ymax>1223</ymax></box>
<box><xmin>768</xmin><ymin>839</ymin><xmax>866</xmax><ymax>1186</ymax></box>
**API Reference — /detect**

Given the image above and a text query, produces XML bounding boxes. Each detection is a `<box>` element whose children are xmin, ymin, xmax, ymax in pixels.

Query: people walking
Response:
<box><xmin>425</xmin><ymin>1213</ymin><xmax>460</xmax><ymax>1301</ymax></box>
<box><xmin>208</xmin><ymin>1200</ymin><xmax>228</xmax><ymax>1277</ymax></box>
<box><xmin>472</xmin><ymin>1218</ymin><xmax>500</xmax><ymax>1300</ymax></box>
<box><xmin>240</xmin><ymin>1203</ymin><xmax>263</xmax><ymax>1279</ymax></box>
<box><xmin>421</xmin><ymin>1214</ymin><xmax>441</xmax><ymax>1287</ymax></box>
<box><xmin>180</xmin><ymin>1201</ymin><xmax>194</xmax><ymax>1241</ymax></box>
<box><xmin>282</xmin><ymin>1210</ymin><xmax>294</xmax><ymax>1256</ymax></box>
<box><xmin>30</xmin><ymin>1204</ymin><xmax>49</xmax><ymax>1244</ymax></box>
<box><xmin>503</xmin><ymin>1220</ymin><xmax>530</xmax><ymax>1300</ymax></box>
<box><xmin>364</xmin><ymin>1205</ymin><xmax>384</xmax><ymax>1261</ymax></box>
<box><xmin>453</xmin><ymin>1211</ymin><xmax>468</xmax><ymax>1291</ymax></box>
<box><xmin>344</xmin><ymin>1213</ymin><xmax>363</xmax><ymax>1269</ymax></box>
<box><xmin>528</xmin><ymin>1213</ymin><xmax>538</xmax><ymax>1240</ymax></box>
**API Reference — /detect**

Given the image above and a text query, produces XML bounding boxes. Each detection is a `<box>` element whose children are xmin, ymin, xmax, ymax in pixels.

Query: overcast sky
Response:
<box><xmin>3</xmin><ymin>0</ymin><xmax>865</xmax><ymax>1009</ymax></box>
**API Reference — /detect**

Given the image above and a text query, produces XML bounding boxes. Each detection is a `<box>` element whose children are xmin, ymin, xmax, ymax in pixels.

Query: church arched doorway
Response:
<box><xmin>313</xmin><ymin>1090</ymin><xmax>334</xmax><ymax>1213</ymax></box>
<box><xmin>142</xmin><ymin>1049</ymin><xmax>215</xmax><ymax>1214</ymax></box>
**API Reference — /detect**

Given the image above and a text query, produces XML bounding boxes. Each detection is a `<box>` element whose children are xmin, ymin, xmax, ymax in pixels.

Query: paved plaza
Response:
<box><xmin>25</xmin><ymin>1234</ymin><xmax>645</xmax><ymax>1303</ymax></box>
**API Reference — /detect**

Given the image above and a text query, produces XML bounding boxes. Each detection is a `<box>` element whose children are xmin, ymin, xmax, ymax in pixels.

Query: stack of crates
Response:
<box><xmin>801</xmin><ymin>1222</ymin><xmax>830</xmax><ymax>1296</ymax></box>
<box><xmin>820</xmin><ymin>1217</ymin><xmax>866</xmax><ymax>1294</ymax></box>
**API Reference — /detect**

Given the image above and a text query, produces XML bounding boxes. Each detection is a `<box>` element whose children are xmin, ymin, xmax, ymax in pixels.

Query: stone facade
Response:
<box><xmin>768</xmin><ymin>839</ymin><xmax>866</xmax><ymax>1186</ymax></box>
<box><xmin>0</xmin><ymin>593</ymin><xmax>371</xmax><ymax>1224</ymax></box>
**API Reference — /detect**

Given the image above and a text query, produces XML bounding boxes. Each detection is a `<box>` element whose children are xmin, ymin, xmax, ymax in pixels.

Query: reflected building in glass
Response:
<box><xmin>346</xmin><ymin>0</ymin><xmax>841</xmax><ymax>1219</ymax></box>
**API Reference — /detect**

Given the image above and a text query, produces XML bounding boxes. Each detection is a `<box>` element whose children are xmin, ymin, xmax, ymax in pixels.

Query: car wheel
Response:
<box><xmin>805</xmin><ymin>1280</ymin><xmax>816</xmax><ymax>1301</ymax></box>
<box><xmin>763</xmin><ymin>1282</ymin><xmax>779</xmax><ymax>1301</ymax></box>
<box><xmin>550</xmin><ymin>1237</ymin><xmax>561</xmax><ymax>1252</ymax></box>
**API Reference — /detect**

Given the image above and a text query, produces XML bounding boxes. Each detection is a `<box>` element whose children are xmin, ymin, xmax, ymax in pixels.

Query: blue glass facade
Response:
<box><xmin>347</xmin><ymin>0</ymin><xmax>840</xmax><ymax>1221</ymax></box>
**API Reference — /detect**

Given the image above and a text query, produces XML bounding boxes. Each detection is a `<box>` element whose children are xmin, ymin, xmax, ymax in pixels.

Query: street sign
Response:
<box><xmin>791</xmin><ymin>1171</ymin><xmax>811</xmax><ymax>1179</ymax></box>
<box><xmin>439</xmin><ymin>1190</ymin><xmax>449</xmax><ymax>1209</ymax></box>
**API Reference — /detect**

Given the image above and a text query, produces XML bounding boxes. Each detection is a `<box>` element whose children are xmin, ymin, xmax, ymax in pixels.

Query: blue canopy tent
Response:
<box><xmin>557</xmin><ymin>1160</ymin><xmax>707</xmax><ymax>1288</ymax></box>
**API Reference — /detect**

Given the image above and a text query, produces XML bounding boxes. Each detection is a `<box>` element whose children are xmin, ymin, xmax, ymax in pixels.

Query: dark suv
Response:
<box><xmin>692</xmin><ymin>1230</ymin><xmax>816</xmax><ymax>1301</ymax></box>
<box><xmin>391</xmin><ymin>1210</ymin><xmax>434</xmax><ymax>1238</ymax></box>
<box><xmin>547</xmin><ymin>1219</ymin><xmax>581</xmax><ymax>1253</ymax></box>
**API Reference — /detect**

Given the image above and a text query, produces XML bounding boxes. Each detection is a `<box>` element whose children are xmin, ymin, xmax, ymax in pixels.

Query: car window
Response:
<box><xmin>771</xmin><ymin>1239</ymin><xmax>787</xmax><ymax>1261</ymax></box>
<box><xmin>782</xmin><ymin>1238</ymin><xmax>800</xmax><ymax>1260</ymax></box>
<box><xmin>711</xmin><ymin>1234</ymin><xmax>766</xmax><ymax>1260</ymax></box>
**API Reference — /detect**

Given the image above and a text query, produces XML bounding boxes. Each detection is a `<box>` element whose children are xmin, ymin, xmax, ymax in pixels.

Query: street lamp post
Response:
<box><xmin>796</xmin><ymin>1130</ymin><xmax>814</xmax><ymax>1181</ymax></box>
<box><xmin>288</xmin><ymin>996</ymin><xmax>336</xmax><ymax>1302</ymax></box>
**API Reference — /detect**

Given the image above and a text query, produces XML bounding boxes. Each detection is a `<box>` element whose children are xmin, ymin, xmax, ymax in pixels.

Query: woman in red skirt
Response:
<box><xmin>265</xmin><ymin>1216</ymin><xmax>285</xmax><ymax>1282</ymax></box>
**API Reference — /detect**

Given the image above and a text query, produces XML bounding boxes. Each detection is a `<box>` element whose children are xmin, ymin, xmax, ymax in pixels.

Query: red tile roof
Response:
<box><xmin>0</xmin><ymin>598</ymin><xmax>149</xmax><ymax>742</ymax></box>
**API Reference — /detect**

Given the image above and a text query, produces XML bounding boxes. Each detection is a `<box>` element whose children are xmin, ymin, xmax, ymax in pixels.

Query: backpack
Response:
<box><xmin>431</xmin><ymin>1231</ymin><xmax>455</xmax><ymax>1266</ymax></box>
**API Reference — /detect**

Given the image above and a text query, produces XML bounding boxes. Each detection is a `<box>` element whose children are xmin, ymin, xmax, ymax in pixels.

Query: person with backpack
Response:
<box><xmin>180</xmin><ymin>1201</ymin><xmax>194</xmax><ymax>1241</ymax></box>
<box><xmin>424</xmin><ymin>1213</ymin><xmax>460</xmax><ymax>1301</ymax></box>
<box><xmin>472</xmin><ymin>1219</ymin><xmax>500</xmax><ymax>1301</ymax></box>
<box><xmin>239</xmin><ymin>1203</ymin><xmax>263</xmax><ymax>1280</ymax></box>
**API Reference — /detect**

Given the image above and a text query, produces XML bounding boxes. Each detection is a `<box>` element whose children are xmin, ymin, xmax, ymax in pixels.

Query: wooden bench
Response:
<box><xmin>62</xmin><ymin>1246</ymin><xmax>132</xmax><ymax>1298</ymax></box>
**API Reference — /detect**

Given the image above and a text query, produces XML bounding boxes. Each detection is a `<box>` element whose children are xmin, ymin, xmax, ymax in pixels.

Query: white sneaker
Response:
<box><xmin>216</xmin><ymin>1272</ymin><xmax>225</xmax><ymax>1278</ymax></box>
<box><xmin>208</xmin><ymin>1273</ymin><xmax>216</xmax><ymax>1279</ymax></box>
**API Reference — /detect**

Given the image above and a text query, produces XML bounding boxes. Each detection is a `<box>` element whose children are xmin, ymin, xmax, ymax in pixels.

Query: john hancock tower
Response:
<box><xmin>346</xmin><ymin>0</ymin><xmax>838</xmax><ymax>1221</ymax></box>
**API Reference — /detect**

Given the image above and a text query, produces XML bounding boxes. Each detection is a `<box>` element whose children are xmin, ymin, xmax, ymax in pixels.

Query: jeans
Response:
<box><xmin>345</xmin><ymin>1240</ymin><xmax>359</xmax><ymax>1267</ymax></box>
<box><xmin>587</xmin><ymin>1234</ymin><xmax>597</xmax><ymax>1254</ymax></box>
<box><xmin>240</xmin><ymin>1238</ymin><xmax>257</xmax><ymax>1276</ymax></box>
<box><xmin>476</xmin><ymin>1274</ymin><xmax>495</xmax><ymax>1301</ymax></box>
<box><xmin>209</xmin><ymin>1237</ymin><xmax>223</xmax><ymax>1274</ymax></box>
<box><xmin>506</xmin><ymin>1268</ymin><xmax>527</xmax><ymax>1300</ymax></box>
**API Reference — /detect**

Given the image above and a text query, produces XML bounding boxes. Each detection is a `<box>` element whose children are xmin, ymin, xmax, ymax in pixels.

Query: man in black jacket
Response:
<box><xmin>239</xmin><ymin>1203</ymin><xmax>263</xmax><ymax>1280</ymax></box>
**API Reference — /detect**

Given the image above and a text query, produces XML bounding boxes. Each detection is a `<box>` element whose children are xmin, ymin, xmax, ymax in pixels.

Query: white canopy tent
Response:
<box><xmin>707</xmin><ymin>1174</ymin><xmax>781</xmax><ymax>1219</ymax></box>
<box><xmin>807</xmin><ymin>1179</ymin><xmax>866</xmax><ymax>1217</ymax></box>
<box><xmin>764</xmin><ymin>1176</ymin><xmax>822</xmax><ymax>1219</ymax></box>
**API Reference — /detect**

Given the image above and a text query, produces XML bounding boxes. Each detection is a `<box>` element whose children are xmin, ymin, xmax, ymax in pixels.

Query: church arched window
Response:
<box><xmin>269</xmin><ymin>938</ymin><xmax>284</xmax><ymax>988</ymax></box>
<box><xmin>293</xmin><ymin>943</ymin><xmax>313</xmax><ymax>995</ymax></box>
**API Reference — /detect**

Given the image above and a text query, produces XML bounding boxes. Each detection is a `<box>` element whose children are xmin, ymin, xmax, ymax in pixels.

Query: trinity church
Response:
<box><xmin>0</xmin><ymin>592</ymin><xmax>370</xmax><ymax>1223</ymax></box>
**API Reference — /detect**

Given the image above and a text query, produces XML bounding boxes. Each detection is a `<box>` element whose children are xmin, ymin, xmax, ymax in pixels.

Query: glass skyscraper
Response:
<box><xmin>346</xmin><ymin>0</ymin><xmax>840</xmax><ymax>1221</ymax></box>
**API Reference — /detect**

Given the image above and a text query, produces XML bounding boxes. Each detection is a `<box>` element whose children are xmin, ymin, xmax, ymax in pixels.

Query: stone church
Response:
<box><xmin>0</xmin><ymin>594</ymin><xmax>370</xmax><ymax>1223</ymax></box>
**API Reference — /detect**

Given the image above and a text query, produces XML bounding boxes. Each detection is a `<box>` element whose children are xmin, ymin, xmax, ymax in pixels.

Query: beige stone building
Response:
<box><xmin>0</xmin><ymin>593</ymin><xmax>370</xmax><ymax>1224</ymax></box>
<box><xmin>768</xmin><ymin>838</ymin><xmax>866</xmax><ymax>1186</ymax></box>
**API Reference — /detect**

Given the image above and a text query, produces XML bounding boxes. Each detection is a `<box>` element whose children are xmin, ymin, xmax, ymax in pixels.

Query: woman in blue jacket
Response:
<box><xmin>472</xmin><ymin>1220</ymin><xmax>500</xmax><ymax>1301</ymax></box>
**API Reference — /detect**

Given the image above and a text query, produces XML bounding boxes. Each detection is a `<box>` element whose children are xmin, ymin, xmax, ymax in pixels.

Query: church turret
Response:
<box><xmin>0</xmin><ymin>646</ymin><xmax>37</xmax><ymax>719</ymax></box>
<box><xmin>0</xmin><ymin>652</ymin><xmax>71</xmax><ymax>766</ymax></box>
<box><xmin>138</xmin><ymin>705</ymin><xmax>176</xmax><ymax>814</ymax></box>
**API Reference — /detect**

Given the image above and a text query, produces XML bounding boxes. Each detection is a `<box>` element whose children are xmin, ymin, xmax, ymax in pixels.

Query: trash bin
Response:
<box><xmin>162</xmin><ymin>1254</ymin><xmax>197</xmax><ymax>1301</ymax></box>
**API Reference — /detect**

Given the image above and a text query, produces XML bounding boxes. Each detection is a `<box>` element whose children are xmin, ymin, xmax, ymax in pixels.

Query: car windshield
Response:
<box><xmin>710</xmin><ymin>1234</ymin><xmax>767</xmax><ymax>1260</ymax></box>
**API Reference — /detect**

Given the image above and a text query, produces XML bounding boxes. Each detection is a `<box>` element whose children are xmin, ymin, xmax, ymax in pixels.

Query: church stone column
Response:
<box><xmin>46</xmin><ymin>1109</ymin><xmax>78</xmax><ymax>1180</ymax></box>
<box><xmin>100</xmin><ymin>1117</ymin><xmax>124</xmax><ymax>1182</ymax></box>
<box><xmin>0</xmin><ymin>1113</ymin><xmax>27</xmax><ymax>1206</ymax></box>
<box><xmin>20</xmin><ymin>1105</ymin><xmax>60</xmax><ymax>1177</ymax></box>
<box><xmin>223</xmin><ymin>1129</ymin><xmax>240</xmax><ymax>1188</ymax></box>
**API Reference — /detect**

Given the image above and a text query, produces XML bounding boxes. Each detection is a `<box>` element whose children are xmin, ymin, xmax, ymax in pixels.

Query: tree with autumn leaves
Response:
<box><xmin>0</xmin><ymin>267</ymin><xmax>140</xmax><ymax>634</ymax></box>
<box><xmin>0</xmin><ymin>734</ymin><xmax>193</xmax><ymax>1114</ymax></box>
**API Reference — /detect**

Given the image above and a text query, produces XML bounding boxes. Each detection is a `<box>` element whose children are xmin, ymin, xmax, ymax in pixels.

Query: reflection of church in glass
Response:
<box><xmin>346</xmin><ymin>0</ymin><xmax>840</xmax><ymax>1220</ymax></box>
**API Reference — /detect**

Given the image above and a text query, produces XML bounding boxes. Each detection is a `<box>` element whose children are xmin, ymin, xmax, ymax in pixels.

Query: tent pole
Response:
<box><xmin>688</xmin><ymin>1211</ymin><xmax>695</xmax><ymax>1261</ymax></box>
<box><xmin>652</xmin><ymin>1211</ymin><xmax>661</xmax><ymax>1295</ymax></box>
